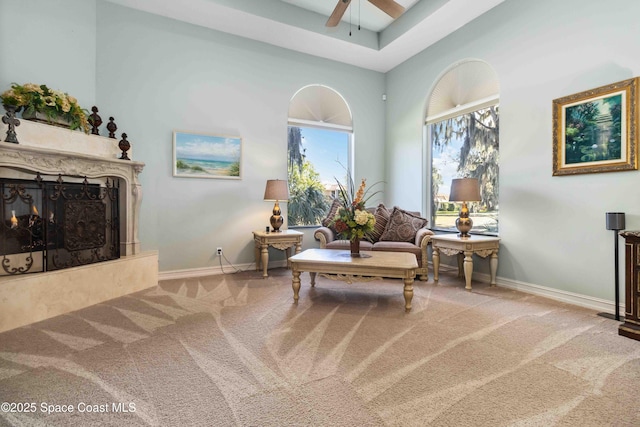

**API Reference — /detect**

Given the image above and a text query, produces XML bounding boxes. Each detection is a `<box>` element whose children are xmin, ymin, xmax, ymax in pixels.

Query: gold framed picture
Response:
<box><xmin>552</xmin><ymin>78</ymin><xmax>638</xmax><ymax>176</ymax></box>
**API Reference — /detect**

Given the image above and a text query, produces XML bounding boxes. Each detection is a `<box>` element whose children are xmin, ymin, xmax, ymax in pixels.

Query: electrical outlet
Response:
<box><xmin>216</xmin><ymin>247</ymin><xmax>223</xmax><ymax>256</ymax></box>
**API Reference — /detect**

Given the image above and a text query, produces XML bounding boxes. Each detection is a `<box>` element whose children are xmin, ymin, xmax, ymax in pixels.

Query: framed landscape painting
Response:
<box><xmin>173</xmin><ymin>131</ymin><xmax>242</xmax><ymax>179</ymax></box>
<box><xmin>552</xmin><ymin>78</ymin><xmax>638</xmax><ymax>176</ymax></box>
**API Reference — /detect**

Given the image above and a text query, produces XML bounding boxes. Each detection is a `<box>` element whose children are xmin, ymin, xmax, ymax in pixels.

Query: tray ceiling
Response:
<box><xmin>281</xmin><ymin>0</ymin><xmax>421</xmax><ymax>32</ymax></box>
<box><xmin>103</xmin><ymin>0</ymin><xmax>505</xmax><ymax>72</ymax></box>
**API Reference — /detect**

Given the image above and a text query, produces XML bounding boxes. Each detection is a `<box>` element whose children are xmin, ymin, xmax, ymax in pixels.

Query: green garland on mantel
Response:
<box><xmin>1</xmin><ymin>83</ymin><xmax>90</xmax><ymax>133</ymax></box>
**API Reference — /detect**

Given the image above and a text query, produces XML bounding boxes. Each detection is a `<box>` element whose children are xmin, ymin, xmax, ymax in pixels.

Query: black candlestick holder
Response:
<box><xmin>88</xmin><ymin>106</ymin><xmax>102</xmax><ymax>135</ymax></box>
<box><xmin>118</xmin><ymin>133</ymin><xmax>131</xmax><ymax>160</ymax></box>
<box><xmin>107</xmin><ymin>117</ymin><xmax>117</xmax><ymax>139</ymax></box>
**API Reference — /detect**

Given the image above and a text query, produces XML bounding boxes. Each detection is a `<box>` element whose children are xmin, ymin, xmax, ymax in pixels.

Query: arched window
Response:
<box><xmin>287</xmin><ymin>85</ymin><xmax>353</xmax><ymax>226</ymax></box>
<box><xmin>426</xmin><ymin>60</ymin><xmax>500</xmax><ymax>234</ymax></box>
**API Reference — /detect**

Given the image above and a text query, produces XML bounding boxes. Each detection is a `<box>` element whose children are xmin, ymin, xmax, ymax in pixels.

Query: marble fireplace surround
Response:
<box><xmin>0</xmin><ymin>120</ymin><xmax>158</xmax><ymax>333</ymax></box>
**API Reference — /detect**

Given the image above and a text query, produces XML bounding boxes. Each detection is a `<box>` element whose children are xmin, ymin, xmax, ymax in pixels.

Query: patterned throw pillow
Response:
<box><xmin>366</xmin><ymin>203</ymin><xmax>390</xmax><ymax>242</ymax></box>
<box><xmin>379</xmin><ymin>207</ymin><xmax>428</xmax><ymax>242</ymax></box>
<box><xmin>321</xmin><ymin>197</ymin><xmax>342</xmax><ymax>231</ymax></box>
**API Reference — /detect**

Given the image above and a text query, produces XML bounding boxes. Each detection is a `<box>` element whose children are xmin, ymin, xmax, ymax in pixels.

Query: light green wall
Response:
<box><xmin>92</xmin><ymin>2</ymin><xmax>386</xmax><ymax>271</ymax></box>
<box><xmin>0</xmin><ymin>0</ymin><xmax>97</xmax><ymax>108</ymax></box>
<box><xmin>385</xmin><ymin>0</ymin><xmax>640</xmax><ymax>300</ymax></box>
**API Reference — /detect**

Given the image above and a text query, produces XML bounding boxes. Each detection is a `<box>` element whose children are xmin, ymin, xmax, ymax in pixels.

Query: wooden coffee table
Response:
<box><xmin>288</xmin><ymin>249</ymin><xmax>419</xmax><ymax>312</ymax></box>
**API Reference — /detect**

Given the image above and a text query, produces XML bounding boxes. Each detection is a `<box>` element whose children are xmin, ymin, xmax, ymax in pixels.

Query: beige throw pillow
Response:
<box><xmin>379</xmin><ymin>207</ymin><xmax>428</xmax><ymax>242</ymax></box>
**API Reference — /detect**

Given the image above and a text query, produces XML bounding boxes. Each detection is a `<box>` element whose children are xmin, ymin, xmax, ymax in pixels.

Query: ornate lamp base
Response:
<box><xmin>270</xmin><ymin>201</ymin><xmax>283</xmax><ymax>232</ymax></box>
<box><xmin>455</xmin><ymin>217</ymin><xmax>473</xmax><ymax>238</ymax></box>
<box><xmin>456</xmin><ymin>201</ymin><xmax>473</xmax><ymax>238</ymax></box>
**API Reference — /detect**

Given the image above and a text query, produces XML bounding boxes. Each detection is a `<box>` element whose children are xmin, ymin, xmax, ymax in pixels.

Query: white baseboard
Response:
<box><xmin>160</xmin><ymin>260</ymin><xmax>623</xmax><ymax>315</ymax></box>
<box><xmin>158</xmin><ymin>260</ymin><xmax>288</xmax><ymax>281</ymax></box>
<box><xmin>469</xmin><ymin>270</ymin><xmax>624</xmax><ymax>315</ymax></box>
<box><xmin>433</xmin><ymin>263</ymin><xmax>623</xmax><ymax>314</ymax></box>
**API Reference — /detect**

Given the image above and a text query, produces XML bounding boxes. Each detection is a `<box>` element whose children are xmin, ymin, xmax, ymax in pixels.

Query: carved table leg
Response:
<box><xmin>254</xmin><ymin>244</ymin><xmax>260</xmax><ymax>272</ymax></box>
<box><xmin>403</xmin><ymin>277</ymin><xmax>414</xmax><ymax>312</ymax></box>
<box><xmin>433</xmin><ymin>247</ymin><xmax>440</xmax><ymax>283</ymax></box>
<box><xmin>292</xmin><ymin>270</ymin><xmax>301</xmax><ymax>303</ymax></box>
<box><xmin>457</xmin><ymin>253</ymin><xmax>464</xmax><ymax>278</ymax></box>
<box><xmin>261</xmin><ymin>244</ymin><xmax>269</xmax><ymax>278</ymax></box>
<box><xmin>463</xmin><ymin>250</ymin><xmax>474</xmax><ymax>290</ymax></box>
<box><xmin>490</xmin><ymin>249</ymin><xmax>498</xmax><ymax>286</ymax></box>
<box><xmin>310</xmin><ymin>272</ymin><xmax>316</xmax><ymax>287</ymax></box>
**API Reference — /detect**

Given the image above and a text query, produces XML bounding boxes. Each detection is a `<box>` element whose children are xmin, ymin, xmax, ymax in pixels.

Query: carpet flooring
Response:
<box><xmin>0</xmin><ymin>267</ymin><xmax>639</xmax><ymax>426</ymax></box>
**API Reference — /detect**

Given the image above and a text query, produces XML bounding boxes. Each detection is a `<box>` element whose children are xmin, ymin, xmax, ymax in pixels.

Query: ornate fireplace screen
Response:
<box><xmin>1</xmin><ymin>174</ymin><xmax>120</xmax><ymax>276</ymax></box>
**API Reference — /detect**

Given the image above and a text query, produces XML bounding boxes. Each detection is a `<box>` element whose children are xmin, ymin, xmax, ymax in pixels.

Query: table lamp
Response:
<box><xmin>449</xmin><ymin>178</ymin><xmax>481</xmax><ymax>238</ymax></box>
<box><xmin>264</xmin><ymin>179</ymin><xmax>289</xmax><ymax>232</ymax></box>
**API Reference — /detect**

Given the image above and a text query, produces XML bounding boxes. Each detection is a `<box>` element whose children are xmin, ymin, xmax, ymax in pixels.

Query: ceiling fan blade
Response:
<box><xmin>368</xmin><ymin>0</ymin><xmax>405</xmax><ymax>19</ymax></box>
<box><xmin>326</xmin><ymin>0</ymin><xmax>351</xmax><ymax>27</ymax></box>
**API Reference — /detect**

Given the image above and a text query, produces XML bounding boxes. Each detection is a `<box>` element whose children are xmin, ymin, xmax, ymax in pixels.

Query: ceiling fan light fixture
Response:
<box><xmin>326</xmin><ymin>0</ymin><xmax>351</xmax><ymax>27</ymax></box>
<box><xmin>368</xmin><ymin>0</ymin><xmax>405</xmax><ymax>19</ymax></box>
<box><xmin>325</xmin><ymin>0</ymin><xmax>405</xmax><ymax>28</ymax></box>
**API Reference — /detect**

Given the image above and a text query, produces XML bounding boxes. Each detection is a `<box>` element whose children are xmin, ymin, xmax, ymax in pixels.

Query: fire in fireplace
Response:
<box><xmin>1</xmin><ymin>173</ymin><xmax>120</xmax><ymax>275</ymax></box>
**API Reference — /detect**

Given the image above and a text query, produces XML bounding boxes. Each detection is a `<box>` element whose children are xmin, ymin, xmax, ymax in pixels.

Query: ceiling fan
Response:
<box><xmin>326</xmin><ymin>0</ymin><xmax>405</xmax><ymax>27</ymax></box>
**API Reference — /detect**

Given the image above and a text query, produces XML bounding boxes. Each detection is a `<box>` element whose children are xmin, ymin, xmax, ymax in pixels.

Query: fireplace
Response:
<box><xmin>0</xmin><ymin>119</ymin><xmax>158</xmax><ymax>333</ymax></box>
<box><xmin>1</xmin><ymin>174</ymin><xmax>120</xmax><ymax>276</ymax></box>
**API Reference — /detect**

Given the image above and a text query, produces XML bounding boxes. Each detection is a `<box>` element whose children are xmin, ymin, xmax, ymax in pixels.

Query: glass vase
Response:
<box><xmin>350</xmin><ymin>237</ymin><xmax>360</xmax><ymax>256</ymax></box>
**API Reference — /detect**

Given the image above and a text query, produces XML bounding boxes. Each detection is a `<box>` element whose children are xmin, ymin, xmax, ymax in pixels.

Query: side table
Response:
<box><xmin>431</xmin><ymin>234</ymin><xmax>500</xmax><ymax>290</ymax></box>
<box><xmin>253</xmin><ymin>229</ymin><xmax>303</xmax><ymax>278</ymax></box>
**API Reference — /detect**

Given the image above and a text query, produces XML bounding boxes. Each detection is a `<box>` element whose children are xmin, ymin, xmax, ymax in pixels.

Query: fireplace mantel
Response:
<box><xmin>0</xmin><ymin>119</ymin><xmax>158</xmax><ymax>333</ymax></box>
<box><xmin>1</xmin><ymin>119</ymin><xmax>144</xmax><ymax>255</ymax></box>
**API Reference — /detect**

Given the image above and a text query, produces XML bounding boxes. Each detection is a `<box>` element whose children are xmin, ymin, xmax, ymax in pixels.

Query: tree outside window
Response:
<box><xmin>287</xmin><ymin>126</ymin><xmax>350</xmax><ymax>226</ymax></box>
<box><xmin>431</xmin><ymin>105</ymin><xmax>499</xmax><ymax>234</ymax></box>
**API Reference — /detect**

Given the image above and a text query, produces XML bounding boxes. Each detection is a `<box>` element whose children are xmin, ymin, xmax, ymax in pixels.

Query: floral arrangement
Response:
<box><xmin>1</xmin><ymin>83</ymin><xmax>90</xmax><ymax>133</ymax></box>
<box><xmin>331</xmin><ymin>177</ymin><xmax>378</xmax><ymax>241</ymax></box>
